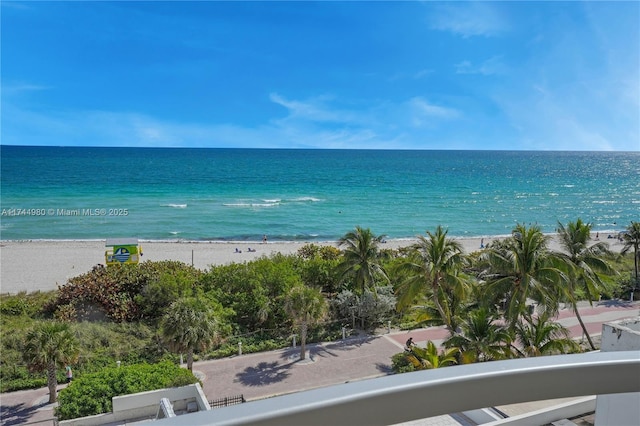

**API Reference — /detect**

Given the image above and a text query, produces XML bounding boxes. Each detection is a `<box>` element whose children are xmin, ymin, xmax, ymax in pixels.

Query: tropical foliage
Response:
<box><xmin>444</xmin><ymin>307</ymin><xmax>512</xmax><ymax>363</ymax></box>
<box><xmin>404</xmin><ymin>340</ymin><xmax>459</xmax><ymax>370</ymax></box>
<box><xmin>23</xmin><ymin>321</ymin><xmax>79</xmax><ymax>403</ymax></box>
<box><xmin>48</xmin><ymin>261</ymin><xmax>201</xmax><ymax>323</ymax></box>
<box><xmin>621</xmin><ymin>221</ymin><xmax>640</xmax><ymax>289</ymax></box>
<box><xmin>395</xmin><ymin>225</ymin><xmax>470</xmax><ymax>333</ymax></box>
<box><xmin>1</xmin><ymin>220</ymin><xmax>633</xmax><ymax>402</ymax></box>
<box><xmin>284</xmin><ymin>285</ymin><xmax>327</xmax><ymax>360</ymax></box>
<box><xmin>56</xmin><ymin>361</ymin><xmax>197</xmax><ymax>420</ymax></box>
<box><xmin>161</xmin><ymin>297</ymin><xmax>220</xmax><ymax>371</ymax></box>
<box><xmin>555</xmin><ymin>219</ymin><xmax>615</xmax><ymax>349</ymax></box>
<box><xmin>513</xmin><ymin>311</ymin><xmax>579</xmax><ymax>357</ymax></box>
<box><xmin>479</xmin><ymin>224</ymin><xmax>564</xmax><ymax>328</ymax></box>
<box><xmin>337</xmin><ymin>226</ymin><xmax>388</xmax><ymax>293</ymax></box>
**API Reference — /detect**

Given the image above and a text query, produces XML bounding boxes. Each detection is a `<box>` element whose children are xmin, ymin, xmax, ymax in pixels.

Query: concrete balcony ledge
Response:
<box><xmin>156</xmin><ymin>351</ymin><xmax>640</xmax><ymax>426</ymax></box>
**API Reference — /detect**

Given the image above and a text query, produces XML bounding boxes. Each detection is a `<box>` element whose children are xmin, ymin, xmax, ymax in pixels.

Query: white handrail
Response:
<box><xmin>157</xmin><ymin>351</ymin><xmax>640</xmax><ymax>426</ymax></box>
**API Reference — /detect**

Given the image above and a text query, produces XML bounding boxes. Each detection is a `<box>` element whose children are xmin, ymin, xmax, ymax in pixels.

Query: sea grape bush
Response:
<box><xmin>47</xmin><ymin>261</ymin><xmax>201</xmax><ymax>322</ymax></box>
<box><xmin>48</xmin><ymin>264</ymin><xmax>142</xmax><ymax>322</ymax></box>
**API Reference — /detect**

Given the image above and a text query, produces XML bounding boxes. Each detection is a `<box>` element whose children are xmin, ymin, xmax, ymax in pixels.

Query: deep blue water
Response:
<box><xmin>1</xmin><ymin>146</ymin><xmax>638</xmax><ymax>241</ymax></box>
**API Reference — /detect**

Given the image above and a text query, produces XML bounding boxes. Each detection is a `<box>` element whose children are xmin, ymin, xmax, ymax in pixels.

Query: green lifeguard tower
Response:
<box><xmin>105</xmin><ymin>238</ymin><xmax>143</xmax><ymax>266</ymax></box>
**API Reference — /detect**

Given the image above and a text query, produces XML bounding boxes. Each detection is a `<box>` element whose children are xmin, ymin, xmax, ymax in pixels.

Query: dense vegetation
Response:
<box><xmin>1</xmin><ymin>220</ymin><xmax>638</xmax><ymax>419</ymax></box>
<box><xmin>55</xmin><ymin>361</ymin><xmax>198</xmax><ymax>420</ymax></box>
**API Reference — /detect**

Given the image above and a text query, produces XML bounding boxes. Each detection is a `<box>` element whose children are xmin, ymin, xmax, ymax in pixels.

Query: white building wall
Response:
<box><xmin>594</xmin><ymin>317</ymin><xmax>640</xmax><ymax>426</ymax></box>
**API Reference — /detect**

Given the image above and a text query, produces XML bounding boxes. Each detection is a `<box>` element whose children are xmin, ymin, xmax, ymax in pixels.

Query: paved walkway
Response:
<box><xmin>1</xmin><ymin>300</ymin><xmax>638</xmax><ymax>426</ymax></box>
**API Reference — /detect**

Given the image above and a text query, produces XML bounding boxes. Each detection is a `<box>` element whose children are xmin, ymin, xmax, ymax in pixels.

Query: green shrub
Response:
<box><xmin>47</xmin><ymin>261</ymin><xmax>201</xmax><ymax>323</ymax></box>
<box><xmin>391</xmin><ymin>352</ymin><xmax>416</xmax><ymax>374</ymax></box>
<box><xmin>0</xmin><ymin>365</ymin><xmax>47</xmax><ymax>392</ymax></box>
<box><xmin>0</xmin><ymin>291</ymin><xmax>55</xmax><ymax>317</ymax></box>
<box><xmin>55</xmin><ymin>361</ymin><xmax>198</xmax><ymax>420</ymax></box>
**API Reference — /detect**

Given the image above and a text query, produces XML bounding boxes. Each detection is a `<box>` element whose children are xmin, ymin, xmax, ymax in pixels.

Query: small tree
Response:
<box><xmin>395</xmin><ymin>225</ymin><xmax>469</xmax><ymax>334</ymax></box>
<box><xmin>358</xmin><ymin>286</ymin><xmax>396</xmax><ymax>329</ymax></box>
<box><xmin>444</xmin><ymin>307</ymin><xmax>512</xmax><ymax>363</ymax></box>
<box><xmin>23</xmin><ymin>321</ymin><xmax>79</xmax><ymax>403</ymax></box>
<box><xmin>556</xmin><ymin>219</ymin><xmax>614</xmax><ymax>350</ymax></box>
<box><xmin>285</xmin><ymin>285</ymin><xmax>327</xmax><ymax>360</ymax></box>
<box><xmin>161</xmin><ymin>297</ymin><xmax>218</xmax><ymax>371</ymax></box>
<box><xmin>621</xmin><ymin>221</ymin><xmax>640</xmax><ymax>289</ymax></box>
<box><xmin>481</xmin><ymin>224</ymin><xmax>564</xmax><ymax>329</ymax></box>
<box><xmin>338</xmin><ymin>226</ymin><xmax>388</xmax><ymax>294</ymax></box>
<box><xmin>405</xmin><ymin>340</ymin><xmax>459</xmax><ymax>370</ymax></box>
<box><xmin>513</xmin><ymin>312</ymin><xmax>579</xmax><ymax>357</ymax></box>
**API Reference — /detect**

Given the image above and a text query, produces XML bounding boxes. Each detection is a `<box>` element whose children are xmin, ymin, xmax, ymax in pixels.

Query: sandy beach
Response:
<box><xmin>0</xmin><ymin>235</ymin><xmax>626</xmax><ymax>294</ymax></box>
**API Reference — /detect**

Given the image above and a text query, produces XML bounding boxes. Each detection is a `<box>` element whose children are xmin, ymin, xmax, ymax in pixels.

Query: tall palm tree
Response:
<box><xmin>513</xmin><ymin>311</ymin><xmax>579</xmax><ymax>357</ymax></box>
<box><xmin>337</xmin><ymin>226</ymin><xmax>388</xmax><ymax>294</ymax></box>
<box><xmin>284</xmin><ymin>285</ymin><xmax>327</xmax><ymax>360</ymax></box>
<box><xmin>161</xmin><ymin>297</ymin><xmax>218</xmax><ymax>371</ymax></box>
<box><xmin>444</xmin><ymin>307</ymin><xmax>512</xmax><ymax>363</ymax></box>
<box><xmin>556</xmin><ymin>219</ymin><xmax>615</xmax><ymax>350</ymax></box>
<box><xmin>23</xmin><ymin>321</ymin><xmax>79</xmax><ymax>403</ymax></box>
<box><xmin>395</xmin><ymin>225</ymin><xmax>469</xmax><ymax>334</ymax></box>
<box><xmin>481</xmin><ymin>224</ymin><xmax>564</xmax><ymax>328</ymax></box>
<box><xmin>405</xmin><ymin>340</ymin><xmax>458</xmax><ymax>370</ymax></box>
<box><xmin>621</xmin><ymin>221</ymin><xmax>640</xmax><ymax>289</ymax></box>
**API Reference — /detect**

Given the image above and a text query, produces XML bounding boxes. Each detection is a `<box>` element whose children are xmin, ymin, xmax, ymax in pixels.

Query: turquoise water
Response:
<box><xmin>1</xmin><ymin>147</ymin><xmax>638</xmax><ymax>241</ymax></box>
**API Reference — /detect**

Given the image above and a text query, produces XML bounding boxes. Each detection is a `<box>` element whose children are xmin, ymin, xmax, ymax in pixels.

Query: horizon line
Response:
<box><xmin>2</xmin><ymin>144</ymin><xmax>638</xmax><ymax>153</ymax></box>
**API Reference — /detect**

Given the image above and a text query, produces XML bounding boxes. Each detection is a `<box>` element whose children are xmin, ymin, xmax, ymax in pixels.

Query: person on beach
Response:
<box><xmin>262</xmin><ymin>235</ymin><xmax>268</xmax><ymax>244</ymax></box>
<box><xmin>65</xmin><ymin>366</ymin><xmax>73</xmax><ymax>383</ymax></box>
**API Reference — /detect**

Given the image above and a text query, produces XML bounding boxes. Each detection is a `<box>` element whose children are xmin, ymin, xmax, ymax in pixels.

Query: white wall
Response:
<box><xmin>595</xmin><ymin>317</ymin><xmax>640</xmax><ymax>426</ymax></box>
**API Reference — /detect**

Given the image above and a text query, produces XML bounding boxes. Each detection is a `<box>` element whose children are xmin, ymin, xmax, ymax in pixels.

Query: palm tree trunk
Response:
<box><xmin>573</xmin><ymin>301</ymin><xmax>596</xmax><ymax>350</ymax></box>
<box><xmin>634</xmin><ymin>247</ymin><xmax>639</xmax><ymax>289</ymax></box>
<box><xmin>432</xmin><ymin>287</ymin><xmax>455</xmax><ymax>334</ymax></box>
<box><xmin>187</xmin><ymin>348</ymin><xmax>194</xmax><ymax>371</ymax></box>
<box><xmin>299</xmin><ymin>322</ymin><xmax>308</xmax><ymax>360</ymax></box>
<box><xmin>47</xmin><ymin>361</ymin><xmax>58</xmax><ymax>404</ymax></box>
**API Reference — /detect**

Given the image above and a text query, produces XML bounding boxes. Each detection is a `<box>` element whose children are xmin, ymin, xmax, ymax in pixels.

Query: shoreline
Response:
<box><xmin>0</xmin><ymin>234</ymin><xmax>627</xmax><ymax>295</ymax></box>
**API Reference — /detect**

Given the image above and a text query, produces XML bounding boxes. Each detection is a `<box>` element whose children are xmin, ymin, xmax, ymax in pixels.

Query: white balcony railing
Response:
<box><xmin>156</xmin><ymin>351</ymin><xmax>640</xmax><ymax>426</ymax></box>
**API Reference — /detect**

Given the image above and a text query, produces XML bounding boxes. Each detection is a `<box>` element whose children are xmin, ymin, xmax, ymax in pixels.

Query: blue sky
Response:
<box><xmin>2</xmin><ymin>1</ymin><xmax>638</xmax><ymax>150</ymax></box>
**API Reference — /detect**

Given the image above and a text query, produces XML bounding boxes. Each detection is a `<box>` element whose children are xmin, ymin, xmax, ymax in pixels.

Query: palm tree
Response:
<box><xmin>161</xmin><ymin>297</ymin><xmax>218</xmax><ymax>371</ymax></box>
<box><xmin>284</xmin><ymin>285</ymin><xmax>327</xmax><ymax>360</ymax></box>
<box><xmin>621</xmin><ymin>221</ymin><xmax>640</xmax><ymax>289</ymax></box>
<box><xmin>337</xmin><ymin>226</ymin><xmax>388</xmax><ymax>294</ymax></box>
<box><xmin>513</xmin><ymin>311</ymin><xmax>579</xmax><ymax>357</ymax></box>
<box><xmin>395</xmin><ymin>226</ymin><xmax>469</xmax><ymax>334</ymax></box>
<box><xmin>405</xmin><ymin>340</ymin><xmax>458</xmax><ymax>370</ymax></box>
<box><xmin>556</xmin><ymin>219</ymin><xmax>615</xmax><ymax>350</ymax></box>
<box><xmin>481</xmin><ymin>224</ymin><xmax>564</xmax><ymax>328</ymax></box>
<box><xmin>23</xmin><ymin>321</ymin><xmax>79</xmax><ymax>403</ymax></box>
<box><xmin>444</xmin><ymin>307</ymin><xmax>512</xmax><ymax>363</ymax></box>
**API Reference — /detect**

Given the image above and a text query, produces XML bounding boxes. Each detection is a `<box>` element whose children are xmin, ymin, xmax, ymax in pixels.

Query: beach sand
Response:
<box><xmin>0</xmin><ymin>235</ymin><xmax>625</xmax><ymax>294</ymax></box>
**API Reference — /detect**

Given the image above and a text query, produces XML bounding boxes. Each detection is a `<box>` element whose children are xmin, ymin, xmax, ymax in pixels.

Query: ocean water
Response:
<box><xmin>1</xmin><ymin>146</ymin><xmax>638</xmax><ymax>241</ymax></box>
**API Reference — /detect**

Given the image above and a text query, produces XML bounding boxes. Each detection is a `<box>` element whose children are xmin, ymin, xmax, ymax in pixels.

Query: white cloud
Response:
<box><xmin>413</xmin><ymin>69</ymin><xmax>434</xmax><ymax>79</ymax></box>
<box><xmin>2</xmin><ymin>83</ymin><xmax>51</xmax><ymax>95</ymax></box>
<box><xmin>2</xmin><ymin>92</ymin><xmax>467</xmax><ymax>150</ymax></box>
<box><xmin>428</xmin><ymin>3</ymin><xmax>508</xmax><ymax>38</ymax></box>
<box><xmin>455</xmin><ymin>56</ymin><xmax>508</xmax><ymax>76</ymax></box>
<box><xmin>269</xmin><ymin>93</ymin><xmax>362</xmax><ymax>125</ymax></box>
<box><xmin>408</xmin><ymin>97</ymin><xmax>460</xmax><ymax>127</ymax></box>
